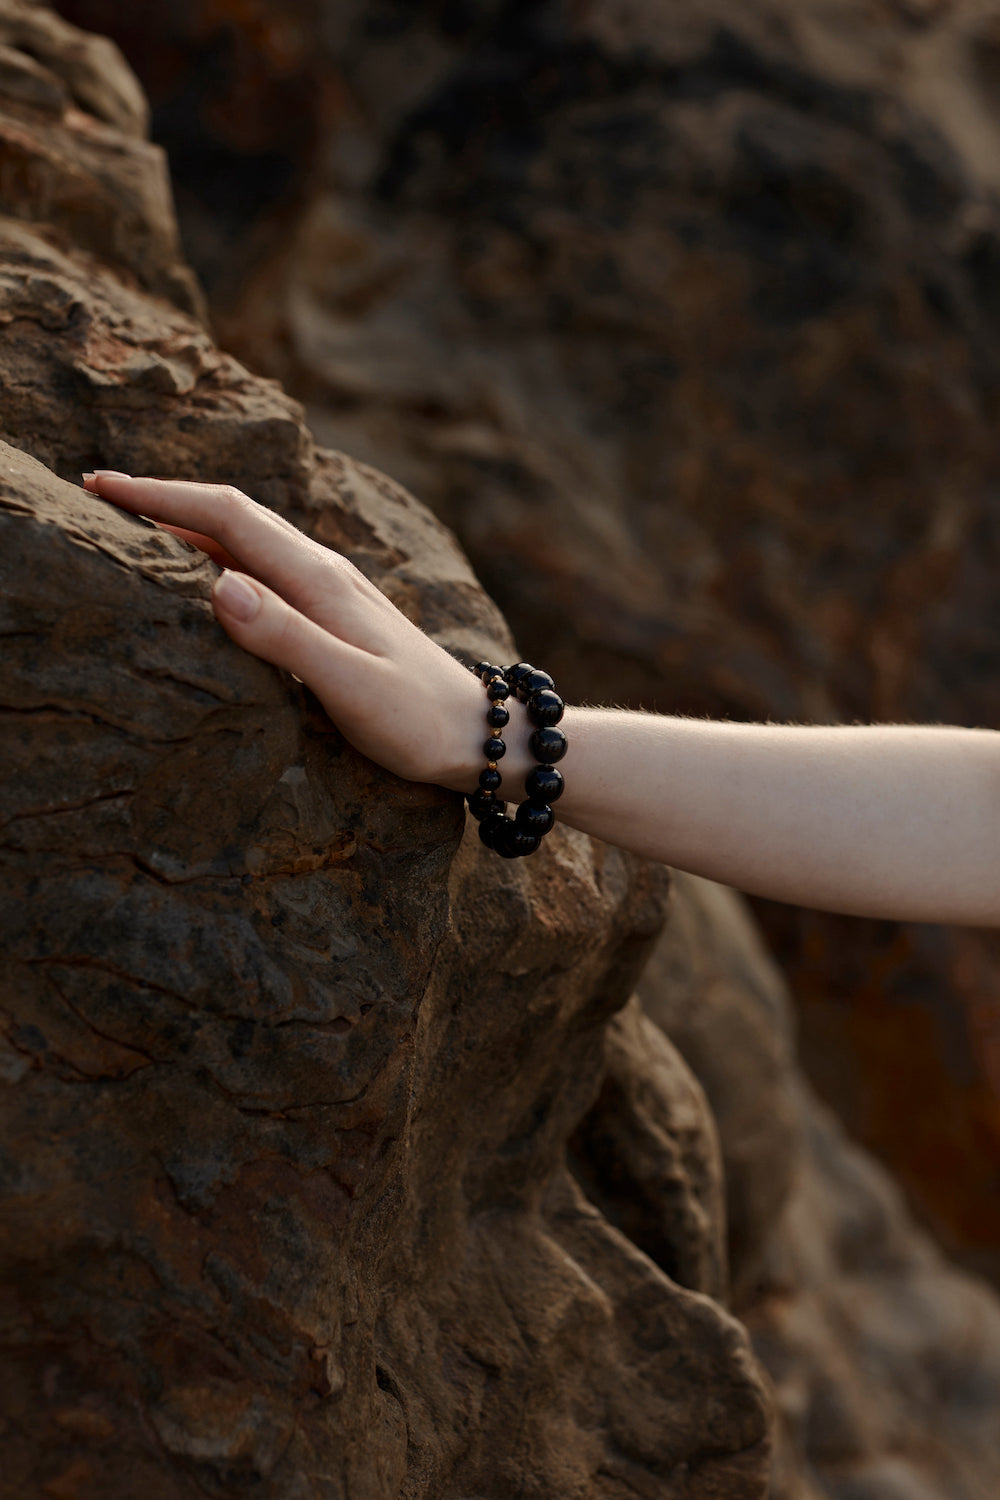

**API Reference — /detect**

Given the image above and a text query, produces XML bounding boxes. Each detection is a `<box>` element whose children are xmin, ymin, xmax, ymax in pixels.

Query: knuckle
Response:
<box><xmin>217</xmin><ymin>484</ymin><xmax>254</xmax><ymax>513</ymax></box>
<box><xmin>274</xmin><ymin>603</ymin><xmax>306</xmax><ymax>658</ymax></box>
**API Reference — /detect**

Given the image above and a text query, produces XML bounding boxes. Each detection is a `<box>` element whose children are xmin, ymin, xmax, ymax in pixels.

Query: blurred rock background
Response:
<box><xmin>53</xmin><ymin>0</ymin><xmax>1000</xmax><ymax>1289</ymax></box>
<box><xmin>3</xmin><ymin>0</ymin><xmax>1000</xmax><ymax>1495</ymax></box>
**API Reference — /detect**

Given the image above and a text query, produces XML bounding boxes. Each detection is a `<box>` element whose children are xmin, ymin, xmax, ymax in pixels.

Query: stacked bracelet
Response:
<box><xmin>466</xmin><ymin>660</ymin><xmax>567</xmax><ymax>859</ymax></box>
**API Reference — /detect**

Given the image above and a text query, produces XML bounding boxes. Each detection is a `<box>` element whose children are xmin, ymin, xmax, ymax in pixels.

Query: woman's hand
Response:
<box><xmin>80</xmin><ymin>473</ymin><xmax>1000</xmax><ymax>924</ymax></box>
<box><xmin>82</xmin><ymin>472</ymin><xmax>492</xmax><ymax>793</ymax></box>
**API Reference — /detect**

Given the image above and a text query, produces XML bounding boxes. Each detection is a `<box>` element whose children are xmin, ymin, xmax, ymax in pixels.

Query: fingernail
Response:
<box><xmin>82</xmin><ymin>472</ymin><xmax>95</xmax><ymax>481</ymax></box>
<box><xmin>93</xmin><ymin>469</ymin><xmax>132</xmax><ymax>479</ymax></box>
<box><xmin>214</xmin><ymin>570</ymin><xmax>261</xmax><ymax>623</ymax></box>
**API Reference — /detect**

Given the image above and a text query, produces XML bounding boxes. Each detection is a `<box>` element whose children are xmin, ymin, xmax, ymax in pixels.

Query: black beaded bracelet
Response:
<box><xmin>466</xmin><ymin>660</ymin><xmax>567</xmax><ymax>858</ymax></box>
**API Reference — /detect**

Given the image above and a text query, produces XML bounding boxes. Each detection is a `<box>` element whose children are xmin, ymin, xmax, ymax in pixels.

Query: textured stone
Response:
<box><xmin>0</xmin><ymin>7</ymin><xmax>776</xmax><ymax>1496</ymax></box>
<box><xmin>639</xmin><ymin>873</ymin><xmax>1000</xmax><ymax>1500</ymax></box>
<box><xmin>76</xmin><ymin>0</ymin><xmax>1000</xmax><ymax>1287</ymax></box>
<box><xmin>0</xmin><ymin>0</ymin><xmax>202</xmax><ymax>317</ymax></box>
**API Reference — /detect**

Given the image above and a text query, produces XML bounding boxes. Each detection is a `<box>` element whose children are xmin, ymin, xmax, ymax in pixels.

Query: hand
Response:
<box><xmin>82</xmin><ymin>472</ymin><xmax>490</xmax><ymax>793</ymax></box>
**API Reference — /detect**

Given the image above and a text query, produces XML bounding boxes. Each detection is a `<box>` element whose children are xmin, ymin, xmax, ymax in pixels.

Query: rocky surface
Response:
<box><xmin>60</xmin><ymin>0</ymin><xmax>1000</xmax><ymax>1287</ymax></box>
<box><xmin>3</xmin><ymin>4</ymin><xmax>1000</xmax><ymax>1498</ymax></box>
<box><xmin>0</xmin><ymin>9</ymin><xmax>773</xmax><ymax>1495</ymax></box>
<box><xmin>641</xmin><ymin>874</ymin><xmax>1000</xmax><ymax>1500</ymax></box>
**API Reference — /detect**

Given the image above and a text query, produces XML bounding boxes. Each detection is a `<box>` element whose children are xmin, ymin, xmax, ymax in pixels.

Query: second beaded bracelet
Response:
<box><xmin>466</xmin><ymin>660</ymin><xmax>568</xmax><ymax>859</ymax></box>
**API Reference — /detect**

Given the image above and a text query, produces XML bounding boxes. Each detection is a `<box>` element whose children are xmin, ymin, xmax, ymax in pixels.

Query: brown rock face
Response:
<box><xmin>640</xmin><ymin>874</ymin><xmax>1000</xmax><ymax>1500</ymax></box>
<box><xmin>4</xmin><ymin>5</ymin><xmax>1000</xmax><ymax>1499</ymax></box>
<box><xmin>0</xmin><ymin>7</ymin><xmax>775</xmax><ymax>1496</ymax></box>
<box><xmin>65</xmin><ymin>0</ymin><xmax>1000</xmax><ymax>1287</ymax></box>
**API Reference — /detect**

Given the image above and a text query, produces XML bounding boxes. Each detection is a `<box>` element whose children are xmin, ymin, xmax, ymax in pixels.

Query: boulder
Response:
<box><xmin>640</xmin><ymin>873</ymin><xmax>1000</xmax><ymax>1500</ymax></box>
<box><xmin>0</xmin><ymin>9</ymin><xmax>775</xmax><ymax>1495</ymax></box>
<box><xmin>70</xmin><ymin>0</ymin><xmax>1000</xmax><ymax>1288</ymax></box>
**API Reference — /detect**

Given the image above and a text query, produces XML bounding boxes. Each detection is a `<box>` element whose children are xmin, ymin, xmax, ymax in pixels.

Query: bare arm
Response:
<box><xmin>541</xmin><ymin>711</ymin><xmax>1000</xmax><ymax>927</ymax></box>
<box><xmin>82</xmin><ymin>473</ymin><xmax>1000</xmax><ymax>928</ymax></box>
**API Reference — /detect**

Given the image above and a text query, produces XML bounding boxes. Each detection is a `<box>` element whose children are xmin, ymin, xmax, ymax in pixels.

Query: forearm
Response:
<box><xmin>79</xmin><ymin>476</ymin><xmax>1000</xmax><ymax>928</ymax></box>
<box><xmin>492</xmin><ymin>708</ymin><xmax>1000</xmax><ymax>926</ymax></box>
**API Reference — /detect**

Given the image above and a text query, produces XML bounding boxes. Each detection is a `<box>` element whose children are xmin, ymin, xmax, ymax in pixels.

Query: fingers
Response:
<box><xmin>213</xmin><ymin>568</ymin><xmax>368</xmax><ymax>705</ymax></box>
<box><xmin>211</xmin><ymin>567</ymin><xmax>430</xmax><ymax>777</ymax></box>
<box><xmin>83</xmin><ymin>473</ymin><xmax>367</xmax><ymax>638</ymax></box>
<box><xmin>82</xmin><ymin>476</ymin><xmax>240</xmax><ymax>567</ymax></box>
<box><xmin>156</xmin><ymin>523</ymin><xmax>241</xmax><ymax>570</ymax></box>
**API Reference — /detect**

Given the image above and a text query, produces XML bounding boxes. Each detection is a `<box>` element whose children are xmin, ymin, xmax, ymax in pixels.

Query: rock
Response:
<box><xmin>0</xmin><ymin>6</ymin><xmax>775</xmax><ymax>1495</ymax></box>
<box><xmin>77</xmin><ymin>0</ymin><xmax>1000</xmax><ymax>1288</ymax></box>
<box><xmin>639</xmin><ymin>872</ymin><xmax>1000</xmax><ymax>1500</ymax></box>
<box><xmin>639</xmin><ymin>872</ymin><xmax>802</xmax><ymax>1305</ymax></box>
<box><xmin>0</xmin><ymin>0</ymin><xmax>202</xmax><ymax>317</ymax></box>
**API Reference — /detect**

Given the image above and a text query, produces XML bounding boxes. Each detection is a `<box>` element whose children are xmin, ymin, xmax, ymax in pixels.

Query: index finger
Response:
<box><xmin>85</xmin><ymin>473</ymin><xmax>350</xmax><ymax>624</ymax></box>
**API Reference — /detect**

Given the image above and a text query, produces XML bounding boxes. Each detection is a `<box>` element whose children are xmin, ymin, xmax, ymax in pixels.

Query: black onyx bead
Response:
<box><xmin>492</xmin><ymin>820</ymin><xmax>540</xmax><ymax>859</ymax></box>
<box><xmin>468</xmin><ymin>789</ymin><xmax>497</xmax><ymax>821</ymax></box>
<box><xmin>519</xmin><ymin>669</ymin><xmax>555</xmax><ymax>702</ymax></box>
<box><xmin>530</xmin><ymin>726</ymin><xmax>568</xmax><ymax>764</ymax></box>
<box><xmin>484</xmin><ymin>735</ymin><xmax>506</xmax><ymax>760</ymax></box>
<box><xmin>472</xmin><ymin>661</ymin><xmax>493</xmax><ymax>678</ymax></box>
<box><xmin>489</xmin><ymin>818</ymin><xmax>517</xmax><ymax>858</ymax></box>
<box><xmin>486</xmin><ymin>679</ymin><xmax>510</xmax><ymax>702</ymax></box>
<box><xmin>510</xmin><ymin>826</ymin><xmax>541</xmax><ymax>857</ymax></box>
<box><xmin>526</xmin><ymin>765</ymin><xmax>564</xmax><ymax>804</ymax></box>
<box><xmin>506</xmin><ymin>663</ymin><xmax>533</xmax><ymax>686</ymax></box>
<box><xmin>527</xmin><ymin>688</ymin><xmax>564</xmax><ymax>727</ymax></box>
<box><xmin>516</xmin><ymin>801</ymin><xmax>554</xmax><ymax>836</ymax></box>
<box><xmin>479</xmin><ymin>766</ymin><xmax>502</xmax><ymax>793</ymax></box>
<box><xmin>486</xmin><ymin>703</ymin><xmax>510</xmax><ymax>729</ymax></box>
<box><xmin>478</xmin><ymin>816</ymin><xmax>498</xmax><ymax>849</ymax></box>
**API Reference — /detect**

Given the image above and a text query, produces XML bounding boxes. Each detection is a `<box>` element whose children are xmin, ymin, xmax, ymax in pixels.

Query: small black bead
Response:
<box><xmin>484</xmin><ymin>735</ymin><xmax>506</xmax><ymax>760</ymax></box>
<box><xmin>520</xmin><ymin>669</ymin><xmax>555</xmax><ymax>702</ymax></box>
<box><xmin>526</xmin><ymin>765</ymin><xmax>564</xmax><ymax>804</ymax></box>
<box><xmin>472</xmin><ymin>661</ymin><xmax>493</xmax><ymax>678</ymax></box>
<box><xmin>527</xmin><ymin>689</ymin><xmax>564</xmax><ymax>727</ymax></box>
<box><xmin>516</xmin><ymin>801</ymin><xmax>554</xmax><ymax>836</ymax></box>
<box><xmin>468</xmin><ymin>789</ymin><xmax>497</xmax><ymax>821</ymax></box>
<box><xmin>479</xmin><ymin>766</ymin><xmax>502</xmax><ymax>793</ymax></box>
<box><xmin>486</xmin><ymin>703</ymin><xmax>510</xmax><ymax>729</ymax></box>
<box><xmin>486</xmin><ymin>679</ymin><xmax>510</xmax><ymax>702</ymax></box>
<box><xmin>530</xmin><ymin>726</ymin><xmax>568</xmax><ymax>764</ymax></box>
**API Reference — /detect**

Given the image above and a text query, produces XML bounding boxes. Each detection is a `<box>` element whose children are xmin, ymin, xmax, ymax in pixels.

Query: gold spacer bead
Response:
<box><xmin>487</xmin><ymin>761</ymin><xmax>498</xmax><ymax>771</ymax></box>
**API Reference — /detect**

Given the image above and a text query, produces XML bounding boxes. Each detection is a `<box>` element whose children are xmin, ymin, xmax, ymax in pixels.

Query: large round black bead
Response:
<box><xmin>478</xmin><ymin>766</ymin><xmax>502</xmax><ymax>793</ymax></box>
<box><xmin>526</xmin><ymin>765</ymin><xmax>564</xmax><ymax>804</ymax></box>
<box><xmin>493</xmin><ymin>820</ymin><xmax>540</xmax><ymax>859</ymax></box>
<box><xmin>516</xmin><ymin>801</ymin><xmax>553</xmax><ymax>836</ymax></box>
<box><xmin>486</xmin><ymin>679</ymin><xmax>510</xmax><ymax>702</ymax></box>
<box><xmin>478</xmin><ymin>816</ymin><xmax>498</xmax><ymax>848</ymax></box>
<box><xmin>468</xmin><ymin>789</ymin><xmax>497</xmax><ymax>821</ymax></box>
<box><xmin>530</xmin><ymin>726</ymin><xmax>567</xmax><ymax>764</ymax></box>
<box><xmin>486</xmin><ymin>703</ymin><xmax>510</xmax><ymax>729</ymax></box>
<box><xmin>489</xmin><ymin>818</ymin><xmax>518</xmax><ymax>858</ymax></box>
<box><xmin>484</xmin><ymin>735</ymin><xmax>506</xmax><ymax>760</ymax></box>
<box><xmin>472</xmin><ymin>661</ymin><xmax>493</xmax><ymax>679</ymax></box>
<box><xmin>527</xmin><ymin>689</ymin><xmax>564</xmax><ymax>727</ymax></box>
<box><xmin>520</xmin><ymin>668</ymin><xmax>555</xmax><ymax>701</ymax></box>
<box><xmin>506</xmin><ymin>663</ymin><xmax>533</xmax><ymax>687</ymax></box>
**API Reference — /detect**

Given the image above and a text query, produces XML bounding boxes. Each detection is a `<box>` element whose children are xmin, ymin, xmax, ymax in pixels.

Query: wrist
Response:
<box><xmin>438</xmin><ymin>682</ymin><xmax>536</xmax><ymax>798</ymax></box>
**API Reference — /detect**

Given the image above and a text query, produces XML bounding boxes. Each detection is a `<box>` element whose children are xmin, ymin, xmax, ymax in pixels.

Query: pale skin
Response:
<box><xmin>81</xmin><ymin>471</ymin><xmax>1000</xmax><ymax>929</ymax></box>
